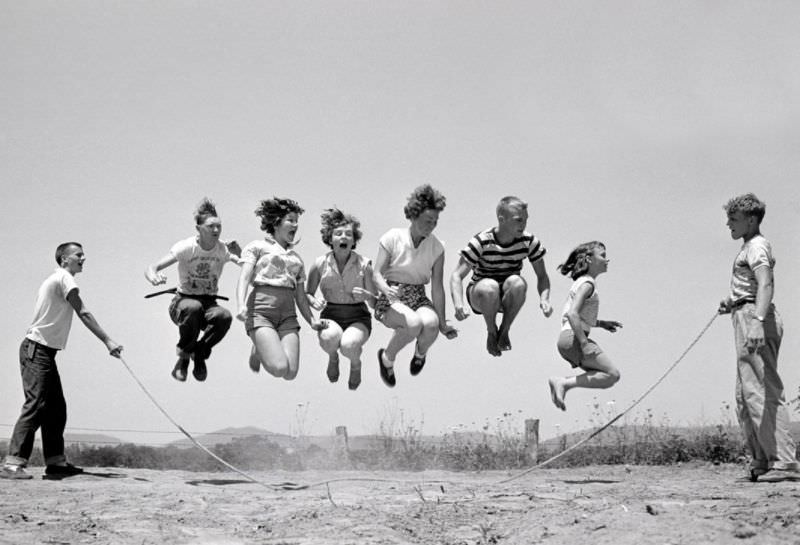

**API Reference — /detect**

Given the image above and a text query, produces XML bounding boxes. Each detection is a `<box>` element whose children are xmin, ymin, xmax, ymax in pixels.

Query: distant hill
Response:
<box><xmin>168</xmin><ymin>426</ymin><xmax>291</xmax><ymax>448</ymax></box>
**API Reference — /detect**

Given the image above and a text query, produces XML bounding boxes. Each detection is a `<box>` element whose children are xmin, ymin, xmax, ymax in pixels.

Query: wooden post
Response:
<box><xmin>524</xmin><ymin>418</ymin><xmax>539</xmax><ymax>464</ymax></box>
<box><xmin>335</xmin><ymin>425</ymin><xmax>349</xmax><ymax>450</ymax></box>
<box><xmin>334</xmin><ymin>425</ymin><xmax>350</xmax><ymax>468</ymax></box>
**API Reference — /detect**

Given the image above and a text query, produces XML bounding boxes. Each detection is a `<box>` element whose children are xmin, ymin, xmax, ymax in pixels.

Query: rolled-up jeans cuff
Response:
<box><xmin>44</xmin><ymin>454</ymin><xmax>67</xmax><ymax>466</ymax></box>
<box><xmin>4</xmin><ymin>455</ymin><xmax>27</xmax><ymax>467</ymax></box>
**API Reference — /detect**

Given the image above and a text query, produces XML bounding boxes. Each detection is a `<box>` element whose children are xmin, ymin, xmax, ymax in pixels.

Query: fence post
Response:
<box><xmin>335</xmin><ymin>425</ymin><xmax>349</xmax><ymax>451</ymax></box>
<box><xmin>524</xmin><ymin>418</ymin><xmax>539</xmax><ymax>464</ymax></box>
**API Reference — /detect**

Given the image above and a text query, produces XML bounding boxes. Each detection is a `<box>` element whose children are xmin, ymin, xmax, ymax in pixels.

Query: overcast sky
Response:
<box><xmin>2</xmin><ymin>1</ymin><xmax>799</xmax><ymax>445</ymax></box>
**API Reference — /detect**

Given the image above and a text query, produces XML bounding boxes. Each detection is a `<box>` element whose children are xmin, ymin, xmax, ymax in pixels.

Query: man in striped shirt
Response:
<box><xmin>450</xmin><ymin>196</ymin><xmax>552</xmax><ymax>356</ymax></box>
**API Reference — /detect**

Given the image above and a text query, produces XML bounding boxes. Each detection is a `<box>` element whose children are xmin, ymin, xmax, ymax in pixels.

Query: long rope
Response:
<box><xmin>117</xmin><ymin>312</ymin><xmax>718</xmax><ymax>492</ymax></box>
<box><xmin>496</xmin><ymin>311</ymin><xmax>720</xmax><ymax>484</ymax></box>
<box><xmin>118</xmin><ymin>355</ymin><xmax>303</xmax><ymax>491</ymax></box>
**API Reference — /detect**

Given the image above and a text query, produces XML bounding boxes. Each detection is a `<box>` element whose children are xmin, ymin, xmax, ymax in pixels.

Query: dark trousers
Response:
<box><xmin>168</xmin><ymin>294</ymin><xmax>232</xmax><ymax>358</ymax></box>
<box><xmin>5</xmin><ymin>338</ymin><xmax>67</xmax><ymax>467</ymax></box>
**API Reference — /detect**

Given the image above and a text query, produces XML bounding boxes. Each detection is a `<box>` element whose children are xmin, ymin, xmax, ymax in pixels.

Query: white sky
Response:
<box><xmin>2</xmin><ymin>1</ymin><xmax>799</xmax><ymax>445</ymax></box>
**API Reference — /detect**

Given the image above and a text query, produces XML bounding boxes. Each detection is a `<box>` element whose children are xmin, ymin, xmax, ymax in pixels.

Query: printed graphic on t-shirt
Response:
<box><xmin>187</xmin><ymin>255</ymin><xmax>222</xmax><ymax>292</ymax></box>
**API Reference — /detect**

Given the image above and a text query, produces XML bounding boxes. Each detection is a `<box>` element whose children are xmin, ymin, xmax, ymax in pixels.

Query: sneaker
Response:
<box><xmin>0</xmin><ymin>465</ymin><xmax>33</xmax><ymax>480</ymax></box>
<box><xmin>378</xmin><ymin>349</ymin><xmax>396</xmax><ymax>387</ymax></box>
<box><xmin>192</xmin><ymin>351</ymin><xmax>207</xmax><ymax>382</ymax></box>
<box><xmin>171</xmin><ymin>358</ymin><xmax>189</xmax><ymax>382</ymax></box>
<box><xmin>409</xmin><ymin>347</ymin><xmax>426</xmax><ymax>376</ymax></box>
<box><xmin>44</xmin><ymin>463</ymin><xmax>84</xmax><ymax>476</ymax></box>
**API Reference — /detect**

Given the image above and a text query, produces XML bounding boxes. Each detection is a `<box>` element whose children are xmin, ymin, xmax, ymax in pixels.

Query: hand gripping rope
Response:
<box><xmin>496</xmin><ymin>311</ymin><xmax>720</xmax><ymax>484</ymax></box>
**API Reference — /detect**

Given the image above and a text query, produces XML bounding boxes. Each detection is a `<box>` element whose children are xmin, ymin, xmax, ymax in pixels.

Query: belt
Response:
<box><xmin>144</xmin><ymin>287</ymin><xmax>229</xmax><ymax>301</ymax></box>
<box><xmin>730</xmin><ymin>298</ymin><xmax>755</xmax><ymax>310</ymax></box>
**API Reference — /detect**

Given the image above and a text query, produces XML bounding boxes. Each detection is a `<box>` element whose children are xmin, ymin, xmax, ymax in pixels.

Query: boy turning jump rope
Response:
<box><xmin>718</xmin><ymin>193</ymin><xmax>799</xmax><ymax>482</ymax></box>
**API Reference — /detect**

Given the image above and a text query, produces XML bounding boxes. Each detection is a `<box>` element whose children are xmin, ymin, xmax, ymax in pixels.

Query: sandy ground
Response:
<box><xmin>2</xmin><ymin>462</ymin><xmax>800</xmax><ymax>545</ymax></box>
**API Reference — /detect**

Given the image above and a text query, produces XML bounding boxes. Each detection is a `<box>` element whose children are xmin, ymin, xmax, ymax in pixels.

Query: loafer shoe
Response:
<box><xmin>45</xmin><ymin>463</ymin><xmax>84</xmax><ymax>476</ymax></box>
<box><xmin>378</xmin><ymin>349</ymin><xmax>396</xmax><ymax>387</ymax></box>
<box><xmin>410</xmin><ymin>354</ymin><xmax>426</xmax><ymax>376</ymax></box>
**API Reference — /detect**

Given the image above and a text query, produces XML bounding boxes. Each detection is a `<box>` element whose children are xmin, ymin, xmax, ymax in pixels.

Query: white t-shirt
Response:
<box><xmin>561</xmin><ymin>276</ymin><xmax>599</xmax><ymax>332</ymax></box>
<box><xmin>730</xmin><ymin>235</ymin><xmax>774</xmax><ymax>304</ymax></box>
<box><xmin>170</xmin><ymin>236</ymin><xmax>231</xmax><ymax>295</ymax></box>
<box><xmin>26</xmin><ymin>268</ymin><xmax>79</xmax><ymax>350</ymax></box>
<box><xmin>378</xmin><ymin>227</ymin><xmax>444</xmax><ymax>285</ymax></box>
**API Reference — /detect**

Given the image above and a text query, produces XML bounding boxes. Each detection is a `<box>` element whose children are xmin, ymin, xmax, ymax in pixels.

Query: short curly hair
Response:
<box><xmin>724</xmin><ymin>193</ymin><xmax>766</xmax><ymax>224</ymax></box>
<box><xmin>194</xmin><ymin>197</ymin><xmax>219</xmax><ymax>225</ymax></box>
<box><xmin>254</xmin><ymin>197</ymin><xmax>305</xmax><ymax>234</ymax></box>
<box><xmin>403</xmin><ymin>184</ymin><xmax>447</xmax><ymax>220</ymax></box>
<box><xmin>320</xmin><ymin>208</ymin><xmax>363</xmax><ymax>249</ymax></box>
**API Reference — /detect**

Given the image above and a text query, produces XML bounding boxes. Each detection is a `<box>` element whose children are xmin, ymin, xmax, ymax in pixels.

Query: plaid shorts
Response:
<box><xmin>374</xmin><ymin>283</ymin><xmax>433</xmax><ymax>322</ymax></box>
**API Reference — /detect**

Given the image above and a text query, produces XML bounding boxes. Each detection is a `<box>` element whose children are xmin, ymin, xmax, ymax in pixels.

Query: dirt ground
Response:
<box><xmin>2</xmin><ymin>462</ymin><xmax>800</xmax><ymax>545</ymax></box>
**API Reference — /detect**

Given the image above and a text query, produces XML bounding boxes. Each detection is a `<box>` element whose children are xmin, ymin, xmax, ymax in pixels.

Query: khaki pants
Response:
<box><xmin>732</xmin><ymin>303</ymin><xmax>798</xmax><ymax>471</ymax></box>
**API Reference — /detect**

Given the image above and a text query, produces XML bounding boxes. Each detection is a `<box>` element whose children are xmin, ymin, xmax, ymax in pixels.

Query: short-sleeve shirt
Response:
<box><xmin>242</xmin><ymin>236</ymin><xmax>306</xmax><ymax>289</ymax></box>
<box><xmin>316</xmin><ymin>251</ymin><xmax>371</xmax><ymax>304</ymax></box>
<box><xmin>170</xmin><ymin>236</ymin><xmax>231</xmax><ymax>295</ymax></box>
<box><xmin>26</xmin><ymin>268</ymin><xmax>79</xmax><ymax>350</ymax></box>
<box><xmin>560</xmin><ymin>276</ymin><xmax>599</xmax><ymax>332</ymax></box>
<box><xmin>730</xmin><ymin>235</ymin><xmax>775</xmax><ymax>304</ymax></box>
<box><xmin>379</xmin><ymin>228</ymin><xmax>444</xmax><ymax>285</ymax></box>
<box><xmin>460</xmin><ymin>228</ymin><xmax>546</xmax><ymax>284</ymax></box>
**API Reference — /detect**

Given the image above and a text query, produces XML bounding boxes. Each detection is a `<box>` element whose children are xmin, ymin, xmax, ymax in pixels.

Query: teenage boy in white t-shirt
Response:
<box><xmin>1</xmin><ymin>243</ymin><xmax>122</xmax><ymax>480</ymax></box>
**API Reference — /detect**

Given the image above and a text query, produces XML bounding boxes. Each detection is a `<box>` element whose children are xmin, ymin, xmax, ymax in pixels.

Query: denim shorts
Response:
<box><xmin>245</xmin><ymin>285</ymin><xmax>299</xmax><ymax>335</ymax></box>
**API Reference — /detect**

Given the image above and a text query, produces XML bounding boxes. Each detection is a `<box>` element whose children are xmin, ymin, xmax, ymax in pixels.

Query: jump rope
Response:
<box><xmin>127</xmin><ymin>288</ymin><xmax>719</xmax><ymax>492</ymax></box>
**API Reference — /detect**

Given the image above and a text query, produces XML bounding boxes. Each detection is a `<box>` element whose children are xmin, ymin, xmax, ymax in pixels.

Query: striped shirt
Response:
<box><xmin>460</xmin><ymin>228</ymin><xmax>546</xmax><ymax>283</ymax></box>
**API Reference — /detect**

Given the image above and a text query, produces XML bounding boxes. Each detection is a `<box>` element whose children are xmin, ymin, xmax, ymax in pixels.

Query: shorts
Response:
<box><xmin>374</xmin><ymin>283</ymin><xmax>433</xmax><ymax>323</ymax></box>
<box><xmin>321</xmin><ymin>302</ymin><xmax>372</xmax><ymax>334</ymax></box>
<box><xmin>557</xmin><ymin>328</ymin><xmax>603</xmax><ymax>368</ymax></box>
<box><xmin>245</xmin><ymin>285</ymin><xmax>300</xmax><ymax>335</ymax></box>
<box><xmin>465</xmin><ymin>279</ymin><xmax>507</xmax><ymax>315</ymax></box>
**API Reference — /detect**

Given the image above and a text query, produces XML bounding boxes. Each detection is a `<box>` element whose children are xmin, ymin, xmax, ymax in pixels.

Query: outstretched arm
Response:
<box><xmin>449</xmin><ymin>257</ymin><xmax>472</xmax><ymax>321</ymax></box>
<box><xmin>66</xmin><ymin>290</ymin><xmax>122</xmax><ymax>358</ymax></box>
<box><xmin>531</xmin><ymin>258</ymin><xmax>552</xmax><ymax>317</ymax></box>
<box><xmin>145</xmin><ymin>254</ymin><xmax>177</xmax><ymax>286</ymax></box>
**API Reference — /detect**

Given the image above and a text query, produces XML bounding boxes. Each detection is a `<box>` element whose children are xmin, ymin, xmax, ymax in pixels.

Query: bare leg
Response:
<box><xmin>380</xmin><ymin>304</ymin><xmax>423</xmax><ymax>372</ymax></box>
<box><xmin>549</xmin><ymin>352</ymin><xmax>620</xmax><ymax>410</ymax></box>
<box><xmin>340</xmin><ymin>323</ymin><xmax>369</xmax><ymax>390</ymax></box>
<box><xmin>250</xmin><ymin>327</ymin><xmax>289</xmax><ymax>378</ymax></box>
<box><xmin>497</xmin><ymin>275</ymin><xmax>527</xmax><ymax>351</ymax></box>
<box><xmin>318</xmin><ymin>321</ymin><xmax>344</xmax><ymax>382</ymax></box>
<box><xmin>469</xmin><ymin>280</ymin><xmax>502</xmax><ymax>357</ymax></box>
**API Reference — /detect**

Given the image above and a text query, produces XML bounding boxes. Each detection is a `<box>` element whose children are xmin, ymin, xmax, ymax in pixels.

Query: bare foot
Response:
<box><xmin>548</xmin><ymin>377</ymin><xmax>566</xmax><ymax>410</ymax></box>
<box><xmin>486</xmin><ymin>330</ymin><xmax>501</xmax><ymax>357</ymax></box>
<box><xmin>327</xmin><ymin>353</ymin><xmax>340</xmax><ymax>383</ymax></box>
<box><xmin>497</xmin><ymin>330</ymin><xmax>511</xmax><ymax>352</ymax></box>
